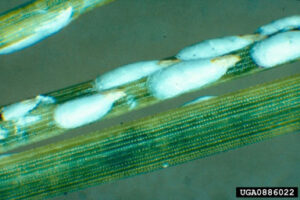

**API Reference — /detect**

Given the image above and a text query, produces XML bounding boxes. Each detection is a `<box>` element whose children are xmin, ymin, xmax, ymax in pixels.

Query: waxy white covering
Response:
<box><xmin>257</xmin><ymin>15</ymin><xmax>300</xmax><ymax>36</ymax></box>
<box><xmin>54</xmin><ymin>91</ymin><xmax>125</xmax><ymax>129</ymax></box>
<box><xmin>251</xmin><ymin>31</ymin><xmax>300</xmax><ymax>68</ymax></box>
<box><xmin>147</xmin><ymin>55</ymin><xmax>240</xmax><ymax>99</ymax></box>
<box><xmin>176</xmin><ymin>35</ymin><xmax>261</xmax><ymax>60</ymax></box>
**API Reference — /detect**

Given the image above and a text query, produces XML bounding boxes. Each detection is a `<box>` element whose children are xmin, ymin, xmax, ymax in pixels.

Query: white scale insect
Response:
<box><xmin>54</xmin><ymin>90</ymin><xmax>126</xmax><ymax>129</ymax></box>
<box><xmin>147</xmin><ymin>55</ymin><xmax>241</xmax><ymax>100</ymax></box>
<box><xmin>176</xmin><ymin>34</ymin><xmax>264</xmax><ymax>60</ymax></box>
<box><xmin>256</xmin><ymin>15</ymin><xmax>300</xmax><ymax>36</ymax></box>
<box><xmin>251</xmin><ymin>31</ymin><xmax>300</xmax><ymax>68</ymax></box>
<box><xmin>0</xmin><ymin>6</ymin><xmax>73</xmax><ymax>54</ymax></box>
<box><xmin>95</xmin><ymin>59</ymin><xmax>179</xmax><ymax>91</ymax></box>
